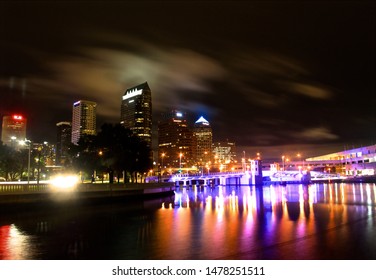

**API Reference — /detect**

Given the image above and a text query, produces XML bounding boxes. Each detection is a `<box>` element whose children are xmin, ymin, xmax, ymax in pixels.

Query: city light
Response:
<box><xmin>179</xmin><ymin>153</ymin><xmax>183</xmax><ymax>172</ymax></box>
<box><xmin>18</xmin><ymin>139</ymin><xmax>31</xmax><ymax>184</ymax></box>
<box><xmin>122</xmin><ymin>88</ymin><xmax>142</xmax><ymax>100</ymax></box>
<box><xmin>49</xmin><ymin>174</ymin><xmax>79</xmax><ymax>191</ymax></box>
<box><xmin>12</xmin><ymin>115</ymin><xmax>23</xmax><ymax>120</ymax></box>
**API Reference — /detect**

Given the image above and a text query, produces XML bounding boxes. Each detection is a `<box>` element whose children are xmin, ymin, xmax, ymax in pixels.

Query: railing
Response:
<box><xmin>0</xmin><ymin>183</ymin><xmax>49</xmax><ymax>194</ymax></box>
<box><xmin>0</xmin><ymin>181</ymin><xmax>175</xmax><ymax>195</ymax></box>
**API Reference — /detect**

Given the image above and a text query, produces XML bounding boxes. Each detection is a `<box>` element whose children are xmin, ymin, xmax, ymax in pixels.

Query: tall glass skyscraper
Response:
<box><xmin>193</xmin><ymin>116</ymin><xmax>213</xmax><ymax>166</ymax></box>
<box><xmin>56</xmin><ymin>121</ymin><xmax>71</xmax><ymax>165</ymax></box>
<box><xmin>120</xmin><ymin>82</ymin><xmax>152</xmax><ymax>147</ymax></box>
<box><xmin>71</xmin><ymin>100</ymin><xmax>97</xmax><ymax>145</ymax></box>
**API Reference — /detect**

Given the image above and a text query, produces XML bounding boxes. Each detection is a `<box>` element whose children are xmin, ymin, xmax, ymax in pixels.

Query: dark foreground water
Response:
<box><xmin>1</xmin><ymin>182</ymin><xmax>375</xmax><ymax>260</ymax></box>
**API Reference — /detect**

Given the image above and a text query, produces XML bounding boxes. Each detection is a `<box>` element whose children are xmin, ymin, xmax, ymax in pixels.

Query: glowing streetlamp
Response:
<box><xmin>282</xmin><ymin>155</ymin><xmax>285</xmax><ymax>171</ymax></box>
<box><xmin>179</xmin><ymin>153</ymin><xmax>183</xmax><ymax>173</ymax></box>
<box><xmin>19</xmin><ymin>139</ymin><xmax>31</xmax><ymax>184</ymax></box>
<box><xmin>242</xmin><ymin>151</ymin><xmax>246</xmax><ymax>172</ymax></box>
<box><xmin>297</xmin><ymin>153</ymin><xmax>302</xmax><ymax>170</ymax></box>
<box><xmin>161</xmin><ymin>152</ymin><xmax>165</xmax><ymax>169</ymax></box>
<box><xmin>36</xmin><ymin>146</ymin><xmax>42</xmax><ymax>185</ymax></box>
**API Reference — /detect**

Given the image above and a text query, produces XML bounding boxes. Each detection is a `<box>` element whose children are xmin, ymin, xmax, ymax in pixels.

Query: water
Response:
<box><xmin>1</xmin><ymin>182</ymin><xmax>375</xmax><ymax>260</ymax></box>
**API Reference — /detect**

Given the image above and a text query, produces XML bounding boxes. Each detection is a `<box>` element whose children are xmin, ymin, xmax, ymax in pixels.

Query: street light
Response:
<box><xmin>297</xmin><ymin>153</ymin><xmax>302</xmax><ymax>170</ymax></box>
<box><xmin>179</xmin><ymin>153</ymin><xmax>183</xmax><ymax>173</ymax></box>
<box><xmin>161</xmin><ymin>152</ymin><xmax>165</xmax><ymax>169</ymax></box>
<box><xmin>285</xmin><ymin>158</ymin><xmax>290</xmax><ymax>171</ymax></box>
<box><xmin>19</xmin><ymin>139</ymin><xmax>31</xmax><ymax>184</ymax></box>
<box><xmin>36</xmin><ymin>146</ymin><xmax>42</xmax><ymax>185</ymax></box>
<box><xmin>282</xmin><ymin>155</ymin><xmax>285</xmax><ymax>171</ymax></box>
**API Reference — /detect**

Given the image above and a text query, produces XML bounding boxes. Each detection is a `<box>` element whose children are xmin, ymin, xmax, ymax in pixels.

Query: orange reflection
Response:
<box><xmin>151</xmin><ymin>183</ymin><xmax>376</xmax><ymax>259</ymax></box>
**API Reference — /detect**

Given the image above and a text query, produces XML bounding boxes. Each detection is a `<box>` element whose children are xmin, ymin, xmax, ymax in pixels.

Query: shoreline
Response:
<box><xmin>0</xmin><ymin>182</ymin><xmax>175</xmax><ymax>206</ymax></box>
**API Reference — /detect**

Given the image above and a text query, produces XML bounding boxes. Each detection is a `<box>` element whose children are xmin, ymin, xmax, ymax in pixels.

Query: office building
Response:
<box><xmin>71</xmin><ymin>100</ymin><xmax>97</xmax><ymax>145</ymax></box>
<box><xmin>56</xmin><ymin>122</ymin><xmax>72</xmax><ymax>165</ymax></box>
<box><xmin>213</xmin><ymin>141</ymin><xmax>236</xmax><ymax>171</ymax></box>
<box><xmin>1</xmin><ymin>114</ymin><xmax>27</xmax><ymax>148</ymax></box>
<box><xmin>158</xmin><ymin>110</ymin><xmax>193</xmax><ymax>170</ymax></box>
<box><xmin>120</xmin><ymin>82</ymin><xmax>152</xmax><ymax>147</ymax></box>
<box><xmin>193</xmin><ymin>116</ymin><xmax>213</xmax><ymax>166</ymax></box>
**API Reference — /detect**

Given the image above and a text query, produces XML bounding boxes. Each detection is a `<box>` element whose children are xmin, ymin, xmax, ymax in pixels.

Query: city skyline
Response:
<box><xmin>1</xmin><ymin>1</ymin><xmax>375</xmax><ymax>159</ymax></box>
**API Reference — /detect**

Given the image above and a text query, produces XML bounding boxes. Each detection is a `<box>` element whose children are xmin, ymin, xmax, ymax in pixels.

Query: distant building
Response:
<box><xmin>71</xmin><ymin>100</ymin><xmax>97</xmax><ymax>145</ymax></box>
<box><xmin>306</xmin><ymin>144</ymin><xmax>376</xmax><ymax>162</ymax></box>
<box><xmin>212</xmin><ymin>141</ymin><xmax>236</xmax><ymax>171</ymax></box>
<box><xmin>120</xmin><ymin>82</ymin><xmax>152</xmax><ymax>147</ymax></box>
<box><xmin>158</xmin><ymin>110</ymin><xmax>193</xmax><ymax>170</ymax></box>
<box><xmin>56</xmin><ymin>122</ymin><xmax>71</xmax><ymax>165</ymax></box>
<box><xmin>34</xmin><ymin>141</ymin><xmax>56</xmax><ymax>167</ymax></box>
<box><xmin>1</xmin><ymin>114</ymin><xmax>27</xmax><ymax>148</ymax></box>
<box><xmin>193</xmin><ymin>116</ymin><xmax>213</xmax><ymax>167</ymax></box>
<box><xmin>306</xmin><ymin>144</ymin><xmax>376</xmax><ymax>176</ymax></box>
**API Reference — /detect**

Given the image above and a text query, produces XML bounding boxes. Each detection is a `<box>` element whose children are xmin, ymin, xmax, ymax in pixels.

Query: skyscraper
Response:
<box><xmin>193</xmin><ymin>116</ymin><xmax>213</xmax><ymax>166</ymax></box>
<box><xmin>56</xmin><ymin>122</ymin><xmax>72</xmax><ymax>165</ymax></box>
<box><xmin>71</xmin><ymin>100</ymin><xmax>97</xmax><ymax>145</ymax></box>
<box><xmin>158</xmin><ymin>110</ymin><xmax>193</xmax><ymax>170</ymax></box>
<box><xmin>1</xmin><ymin>114</ymin><xmax>27</xmax><ymax>147</ymax></box>
<box><xmin>120</xmin><ymin>82</ymin><xmax>152</xmax><ymax>147</ymax></box>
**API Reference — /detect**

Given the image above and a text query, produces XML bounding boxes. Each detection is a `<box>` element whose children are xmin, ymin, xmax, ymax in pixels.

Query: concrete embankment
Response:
<box><xmin>0</xmin><ymin>182</ymin><xmax>175</xmax><ymax>206</ymax></box>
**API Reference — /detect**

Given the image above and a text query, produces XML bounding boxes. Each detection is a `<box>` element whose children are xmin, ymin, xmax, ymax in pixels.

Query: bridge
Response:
<box><xmin>172</xmin><ymin>170</ymin><xmax>265</xmax><ymax>186</ymax></box>
<box><xmin>146</xmin><ymin>169</ymin><xmax>351</xmax><ymax>186</ymax></box>
<box><xmin>146</xmin><ymin>170</ymin><xmax>264</xmax><ymax>186</ymax></box>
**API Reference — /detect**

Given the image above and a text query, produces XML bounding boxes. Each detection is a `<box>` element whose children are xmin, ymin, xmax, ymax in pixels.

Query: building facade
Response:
<box><xmin>56</xmin><ymin>122</ymin><xmax>72</xmax><ymax>165</ymax></box>
<box><xmin>71</xmin><ymin>100</ymin><xmax>97</xmax><ymax>145</ymax></box>
<box><xmin>212</xmin><ymin>141</ymin><xmax>236</xmax><ymax>171</ymax></box>
<box><xmin>193</xmin><ymin>116</ymin><xmax>213</xmax><ymax>168</ymax></box>
<box><xmin>120</xmin><ymin>82</ymin><xmax>152</xmax><ymax>147</ymax></box>
<box><xmin>305</xmin><ymin>144</ymin><xmax>376</xmax><ymax>176</ymax></box>
<box><xmin>158</xmin><ymin>110</ymin><xmax>193</xmax><ymax>171</ymax></box>
<box><xmin>1</xmin><ymin>114</ymin><xmax>27</xmax><ymax>148</ymax></box>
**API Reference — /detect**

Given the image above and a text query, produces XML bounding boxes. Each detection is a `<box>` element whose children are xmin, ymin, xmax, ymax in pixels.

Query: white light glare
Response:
<box><xmin>50</xmin><ymin>174</ymin><xmax>79</xmax><ymax>190</ymax></box>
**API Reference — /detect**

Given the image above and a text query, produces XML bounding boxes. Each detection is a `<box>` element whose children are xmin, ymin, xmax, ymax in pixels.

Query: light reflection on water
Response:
<box><xmin>0</xmin><ymin>224</ymin><xmax>35</xmax><ymax>260</ymax></box>
<box><xmin>0</xmin><ymin>183</ymin><xmax>375</xmax><ymax>260</ymax></box>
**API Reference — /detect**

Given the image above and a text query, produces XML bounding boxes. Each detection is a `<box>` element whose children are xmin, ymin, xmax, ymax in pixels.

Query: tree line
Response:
<box><xmin>0</xmin><ymin>123</ymin><xmax>152</xmax><ymax>183</ymax></box>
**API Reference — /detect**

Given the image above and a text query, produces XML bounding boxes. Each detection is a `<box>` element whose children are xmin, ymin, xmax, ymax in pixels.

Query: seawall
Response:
<box><xmin>0</xmin><ymin>182</ymin><xmax>175</xmax><ymax>206</ymax></box>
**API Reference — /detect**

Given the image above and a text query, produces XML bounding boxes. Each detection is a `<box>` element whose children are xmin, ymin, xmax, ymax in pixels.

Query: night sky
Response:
<box><xmin>1</xmin><ymin>1</ymin><xmax>375</xmax><ymax>159</ymax></box>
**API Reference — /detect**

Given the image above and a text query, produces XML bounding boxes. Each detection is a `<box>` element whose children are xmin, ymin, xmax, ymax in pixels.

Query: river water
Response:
<box><xmin>1</xmin><ymin>182</ymin><xmax>375</xmax><ymax>260</ymax></box>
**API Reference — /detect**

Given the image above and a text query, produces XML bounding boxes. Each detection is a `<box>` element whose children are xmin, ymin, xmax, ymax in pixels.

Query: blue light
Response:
<box><xmin>195</xmin><ymin>116</ymin><xmax>209</xmax><ymax>125</ymax></box>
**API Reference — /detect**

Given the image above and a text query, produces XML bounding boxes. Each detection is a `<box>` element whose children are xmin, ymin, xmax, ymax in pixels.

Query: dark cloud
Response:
<box><xmin>0</xmin><ymin>1</ymin><xmax>375</xmax><ymax>158</ymax></box>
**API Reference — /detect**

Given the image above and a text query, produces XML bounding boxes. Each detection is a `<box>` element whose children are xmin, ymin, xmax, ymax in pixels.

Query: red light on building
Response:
<box><xmin>12</xmin><ymin>115</ymin><xmax>23</xmax><ymax>120</ymax></box>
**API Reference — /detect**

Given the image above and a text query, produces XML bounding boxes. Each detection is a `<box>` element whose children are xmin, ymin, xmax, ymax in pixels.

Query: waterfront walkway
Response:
<box><xmin>0</xmin><ymin>182</ymin><xmax>175</xmax><ymax>205</ymax></box>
